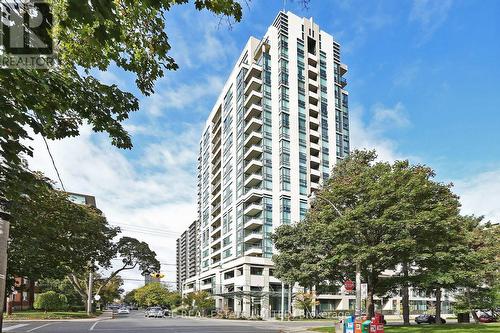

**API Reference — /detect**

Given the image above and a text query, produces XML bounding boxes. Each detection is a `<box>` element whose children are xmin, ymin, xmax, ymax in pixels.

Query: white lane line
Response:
<box><xmin>3</xmin><ymin>324</ymin><xmax>29</xmax><ymax>331</ymax></box>
<box><xmin>89</xmin><ymin>321</ymin><xmax>100</xmax><ymax>331</ymax></box>
<box><xmin>26</xmin><ymin>323</ymin><xmax>52</xmax><ymax>332</ymax></box>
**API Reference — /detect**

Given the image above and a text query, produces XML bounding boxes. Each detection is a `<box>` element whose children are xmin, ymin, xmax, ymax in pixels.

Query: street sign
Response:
<box><xmin>361</xmin><ymin>283</ymin><xmax>368</xmax><ymax>298</ymax></box>
<box><xmin>344</xmin><ymin>279</ymin><xmax>354</xmax><ymax>292</ymax></box>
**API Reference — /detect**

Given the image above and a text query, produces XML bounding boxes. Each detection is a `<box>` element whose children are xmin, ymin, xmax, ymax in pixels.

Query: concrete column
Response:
<box><xmin>261</xmin><ymin>267</ymin><xmax>270</xmax><ymax>319</ymax></box>
<box><xmin>242</xmin><ymin>265</ymin><xmax>251</xmax><ymax>317</ymax></box>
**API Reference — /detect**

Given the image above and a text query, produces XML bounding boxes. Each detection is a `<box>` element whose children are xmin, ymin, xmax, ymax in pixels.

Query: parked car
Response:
<box><xmin>478</xmin><ymin>314</ymin><xmax>497</xmax><ymax>323</ymax></box>
<box><xmin>117</xmin><ymin>307</ymin><xmax>130</xmax><ymax>314</ymax></box>
<box><xmin>415</xmin><ymin>314</ymin><xmax>447</xmax><ymax>324</ymax></box>
<box><xmin>145</xmin><ymin>307</ymin><xmax>164</xmax><ymax>318</ymax></box>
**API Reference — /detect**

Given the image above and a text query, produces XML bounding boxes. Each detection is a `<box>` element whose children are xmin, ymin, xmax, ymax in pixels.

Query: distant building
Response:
<box><xmin>176</xmin><ymin>220</ymin><xmax>199</xmax><ymax>291</ymax></box>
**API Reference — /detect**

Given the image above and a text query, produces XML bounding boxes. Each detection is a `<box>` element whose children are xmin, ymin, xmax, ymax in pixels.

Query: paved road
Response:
<box><xmin>2</xmin><ymin>311</ymin><xmax>334</xmax><ymax>333</ymax></box>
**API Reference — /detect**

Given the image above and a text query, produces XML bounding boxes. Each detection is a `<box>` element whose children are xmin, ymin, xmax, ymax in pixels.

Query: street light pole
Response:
<box><xmin>309</xmin><ymin>191</ymin><xmax>362</xmax><ymax>316</ymax></box>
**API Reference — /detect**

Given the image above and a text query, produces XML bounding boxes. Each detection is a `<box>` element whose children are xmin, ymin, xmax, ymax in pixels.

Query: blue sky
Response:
<box><xmin>29</xmin><ymin>0</ymin><xmax>500</xmax><ymax>289</ymax></box>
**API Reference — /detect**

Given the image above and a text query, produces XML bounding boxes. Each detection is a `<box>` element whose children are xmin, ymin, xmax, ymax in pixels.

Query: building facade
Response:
<box><xmin>176</xmin><ymin>220</ymin><xmax>199</xmax><ymax>291</ymax></box>
<box><xmin>183</xmin><ymin>11</ymin><xmax>349</xmax><ymax>318</ymax></box>
<box><xmin>181</xmin><ymin>11</ymin><xmax>456</xmax><ymax>318</ymax></box>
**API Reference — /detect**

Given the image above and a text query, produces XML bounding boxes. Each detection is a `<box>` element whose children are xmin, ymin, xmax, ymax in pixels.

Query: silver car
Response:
<box><xmin>145</xmin><ymin>307</ymin><xmax>164</xmax><ymax>318</ymax></box>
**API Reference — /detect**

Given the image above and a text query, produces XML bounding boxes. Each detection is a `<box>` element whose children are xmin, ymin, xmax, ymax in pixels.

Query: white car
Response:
<box><xmin>117</xmin><ymin>307</ymin><xmax>130</xmax><ymax>314</ymax></box>
<box><xmin>145</xmin><ymin>307</ymin><xmax>164</xmax><ymax>318</ymax></box>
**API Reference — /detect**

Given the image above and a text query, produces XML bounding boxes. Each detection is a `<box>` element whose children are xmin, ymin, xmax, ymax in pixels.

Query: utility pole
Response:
<box><xmin>280</xmin><ymin>282</ymin><xmax>284</xmax><ymax>321</ymax></box>
<box><xmin>355</xmin><ymin>262</ymin><xmax>361</xmax><ymax>316</ymax></box>
<box><xmin>87</xmin><ymin>269</ymin><xmax>93</xmax><ymax>314</ymax></box>
<box><xmin>0</xmin><ymin>204</ymin><xmax>10</xmax><ymax>332</ymax></box>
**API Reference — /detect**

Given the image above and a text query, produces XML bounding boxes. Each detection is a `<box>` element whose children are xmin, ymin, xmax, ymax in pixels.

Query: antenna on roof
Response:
<box><xmin>283</xmin><ymin>0</ymin><xmax>287</xmax><ymax>11</ymax></box>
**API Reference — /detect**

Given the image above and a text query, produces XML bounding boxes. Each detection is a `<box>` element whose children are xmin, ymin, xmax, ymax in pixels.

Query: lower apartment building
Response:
<box><xmin>176</xmin><ymin>220</ymin><xmax>199</xmax><ymax>291</ymax></box>
<box><xmin>179</xmin><ymin>11</ymin><xmax>453</xmax><ymax>318</ymax></box>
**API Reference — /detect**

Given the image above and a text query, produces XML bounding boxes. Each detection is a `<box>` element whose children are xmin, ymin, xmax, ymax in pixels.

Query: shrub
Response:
<box><xmin>34</xmin><ymin>291</ymin><xmax>68</xmax><ymax>311</ymax></box>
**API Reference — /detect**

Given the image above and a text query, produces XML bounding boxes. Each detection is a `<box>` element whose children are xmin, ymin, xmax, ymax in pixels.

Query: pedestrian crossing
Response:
<box><xmin>3</xmin><ymin>323</ymin><xmax>29</xmax><ymax>331</ymax></box>
<box><xmin>2</xmin><ymin>323</ymin><xmax>53</xmax><ymax>332</ymax></box>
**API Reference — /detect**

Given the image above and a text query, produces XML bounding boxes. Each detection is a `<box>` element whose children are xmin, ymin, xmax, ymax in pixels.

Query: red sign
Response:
<box><xmin>344</xmin><ymin>279</ymin><xmax>354</xmax><ymax>291</ymax></box>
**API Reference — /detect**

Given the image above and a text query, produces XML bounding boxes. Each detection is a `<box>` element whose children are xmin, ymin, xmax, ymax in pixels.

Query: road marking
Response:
<box><xmin>27</xmin><ymin>323</ymin><xmax>52</xmax><ymax>332</ymax></box>
<box><xmin>3</xmin><ymin>324</ymin><xmax>29</xmax><ymax>331</ymax></box>
<box><xmin>89</xmin><ymin>321</ymin><xmax>100</xmax><ymax>331</ymax></box>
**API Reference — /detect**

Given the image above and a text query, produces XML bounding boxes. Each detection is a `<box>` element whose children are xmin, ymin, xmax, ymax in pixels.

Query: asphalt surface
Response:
<box><xmin>1</xmin><ymin>311</ymin><xmax>334</xmax><ymax>333</ymax></box>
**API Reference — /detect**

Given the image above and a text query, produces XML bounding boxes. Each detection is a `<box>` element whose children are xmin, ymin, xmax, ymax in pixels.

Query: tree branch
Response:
<box><xmin>95</xmin><ymin>262</ymin><xmax>138</xmax><ymax>296</ymax></box>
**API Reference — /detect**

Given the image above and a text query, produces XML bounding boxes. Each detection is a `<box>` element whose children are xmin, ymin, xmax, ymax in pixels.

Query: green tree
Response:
<box><xmin>67</xmin><ymin>237</ymin><xmax>160</xmax><ymax>310</ymax></box>
<box><xmin>7</xmin><ymin>175</ymin><xmax>119</xmax><ymax>284</ymax></box>
<box><xmin>97</xmin><ymin>275</ymin><xmax>124</xmax><ymax>306</ymax></box>
<box><xmin>134</xmin><ymin>282</ymin><xmax>170</xmax><ymax>307</ymax></box>
<box><xmin>273</xmin><ymin>150</ymin><xmax>465</xmax><ymax>319</ymax></box>
<box><xmin>183</xmin><ymin>291</ymin><xmax>215</xmax><ymax>316</ymax></box>
<box><xmin>0</xmin><ymin>0</ymin><xmax>244</xmax><ymax>197</ymax></box>
<box><xmin>38</xmin><ymin>278</ymin><xmax>84</xmax><ymax>308</ymax></box>
<box><xmin>294</xmin><ymin>291</ymin><xmax>319</xmax><ymax>318</ymax></box>
<box><xmin>123</xmin><ymin>289</ymin><xmax>137</xmax><ymax>306</ymax></box>
<box><xmin>434</xmin><ymin>221</ymin><xmax>500</xmax><ymax>322</ymax></box>
<box><xmin>33</xmin><ymin>291</ymin><xmax>67</xmax><ymax>312</ymax></box>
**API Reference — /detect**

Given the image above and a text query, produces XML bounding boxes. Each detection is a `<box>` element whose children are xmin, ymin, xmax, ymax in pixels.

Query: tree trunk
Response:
<box><xmin>367</xmin><ymin>288</ymin><xmax>375</xmax><ymax>318</ymax></box>
<box><xmin>435</xmin><ymin>288</ymin><xmax>442</xmax><ymax>324</ymax></box>
<box><xmin>402</xmin><ymin>262</ymin><xmax>410</xmax><ymax>325</ymax></box>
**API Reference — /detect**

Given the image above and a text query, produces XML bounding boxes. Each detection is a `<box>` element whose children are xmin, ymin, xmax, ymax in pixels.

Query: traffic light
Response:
<box><xmin>150</xmin><ymin>272</ymin><xmax>165</xmax><ymax>279</ymax></box>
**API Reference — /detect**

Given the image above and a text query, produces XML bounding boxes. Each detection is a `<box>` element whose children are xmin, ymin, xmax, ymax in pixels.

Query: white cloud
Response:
<box><xmin>349</xmin><ymin>102</ymin><xmax>410</xmax><ymax>162</ymax></box>
<box><xmin>454</xmin><ymin>169</ymin><xmax>500</xmax><ymax>223</ymax></box>
<box><xmin>371</xmin><ymin>102</ymin><xmax>410</xmax><ymax>129</ymax></box>
<box><xmin>26</xmin><ymin>126</ymin><xmax>200</xmax><ymax>291</ymax></box>
<box><xmin>141</xmin><ymin>75</ymin><xmax>225</xmax><ymax>116</ymax></box>
<box><xmin>409</xmin><ymin>0</ymin><xmax>453</xmax><ymax>44</ymax></box>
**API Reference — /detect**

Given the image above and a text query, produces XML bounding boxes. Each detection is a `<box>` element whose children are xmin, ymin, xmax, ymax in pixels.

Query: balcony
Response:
<box><xmin>244</xmin><ymin>102</ymin><xmax>263</xmax><ymax>122</ymax></box>
<box><xmin>212</xmin><ymin>202</ymin><xmax>221</xmax><ymax>217</ymax></box>
<box><xmin>309</xmin><ymin>128</ymin><xmax>320</xmax><ymax>141</ymax></box>
<box><xmin>309</xmin><ymin>90</ymin><xmax>319</xmax><ymax>104</ymax></box>
<box><xmin>308</xmin><ymin>78</ymin><xmax>319</xmax><ymax>91</ymax></box>
<box><xmin>244</xmin><ymin>231</ymin><xmax>263</xmax><ymax>243</ymax></box>
<box><xmin>244</xmin><ymin>76</ymin><xmax>262</xmax><ymax>95</ymax></box>
<box><xmin>244</xmin><ymin>90</ymin><xmax>263</xmax><ymax>110</ymax></box>
<box><xmin>340</xmin><ymin>77</ymin><xmax>347</xmax><ymax>88</ymax></box>
<box><xmin>310</xmin><ymin>181</ymin><xmax>320</xmax><ymax>191</ymax></box>
<box><xmin>211</xmin><ymin>171</ymin><xmax>221</xmax><ymax>185</ymax></box>
<box><xmin>212</xmin><ymin>136</ymin><xmax>221</xmax><ymax>153</ymax></box>
<box><xmin>244</xmin><ymin>63</ymin><xmax>263</xmax><ymax>83</ymax></box>
<box><xmin>244</xmin><ymin>172</ymin><xmax>263</xmax><ymax>188</ymax></box>
<box><xmin>310</xmin><ymin>142</ymin><xmax>320</xmax><ymax>154</ymax></box>
<box><xmin>210</xmin><ymin>225</ymin><xmax>221</xmax><ymax>238</ymax></box>
<box><xmin>244</xmin><ymin>130</ymin><xmax>262</xmax><ymax>148</ymax></box>
<box><xmin>309</xmin><ymin>103</ymin><xmax>319</xmax><ymax>118</ymax></box>
<box><xmin>244</xmin><ymin>202</ymin><xmax>263</xmax><ymax>216</ymax></box>
<box><xmin>308</xmin><ymin>67</ymin><xmax>318</xmax><ymax>80</ymax></box>
<box><xmin>310</xmin><ymin>155</ymin><xmax>320</xmax><ymax>168</ymax></box>
<box><xmin>311</xmin><ymin>168</ymin><xmax>321</xmax><ymax>182</ymax></box>
<box><xmin>244</xmin><ymin>216</ymin><xmax>264</xmax><ymax>230</ymax></box>
<box><xmin>211</xmin><ymin>181</ymin><xmax>221</xmax><ymax>195</ymax></box>
<box><xmin>309</xmin><ymin>115</ymin><xmax>320</xmax><ymax>129</ymax></box>
<box><xmin>244</xmin><ymin>144</ymin><xmax>263</xmax><ymax>161</ymax></box>
<box><xmin>211</xmin><ymin>125</ymin><xmax>221</xmax><ymax>143</ymax></box>
<box><xmin>211</xmin><ymin>191</ymin><xmax>221</xmax><ymax>204</ymax></box>
<box><xmin>244</xmin><ymin>116</ymin><xmax>263</xmax><ymax>135</ymax></box>
<box><xmin>244</xmin><ymin>187</ymin><xmax>262</xmax><ymax>203</ymax></box>
<box><xmin>340</xmin><ymin>63</ymin><xmax>348</xmax><ymax>76</ymax></box>
<box><xmin>308</xmin><ymin>52</ymin><xmax>318</xmax><ymax>67</ymax></box>
<box><xmin>244</xmin><ymin>244</ymin><xmax>263</xmax><ymax>256</ymax></box>
<box><xmin>244</xmin><ymin>158</ymin><xmax>263</xmax><ymax>174</ymax></box>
